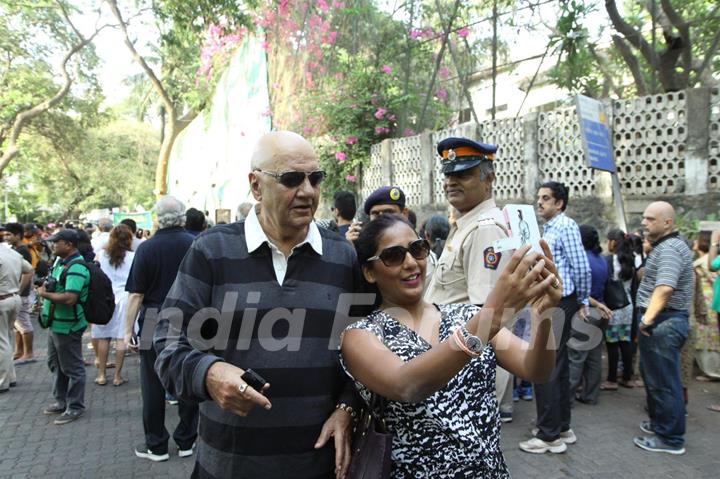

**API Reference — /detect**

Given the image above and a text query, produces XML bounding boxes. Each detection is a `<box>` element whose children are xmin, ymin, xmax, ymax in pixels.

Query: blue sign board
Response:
<box><xmin>575</xmin><ymin>95</ymin><xmax>616</xmax><ymax>172</ymax></box>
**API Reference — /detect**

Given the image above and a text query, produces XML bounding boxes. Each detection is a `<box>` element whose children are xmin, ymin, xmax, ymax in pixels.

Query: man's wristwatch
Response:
<box><xmin>458</xmin><ymin>326</ymin><xmax>485</xmax><ymax>356</ymax></box>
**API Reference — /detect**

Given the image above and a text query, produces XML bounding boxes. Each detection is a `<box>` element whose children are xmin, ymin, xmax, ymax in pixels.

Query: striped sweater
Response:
<box><xmin>155</xmin><ymin>222</ymin><xmax>365</xmax><ymax>478</ymax></box>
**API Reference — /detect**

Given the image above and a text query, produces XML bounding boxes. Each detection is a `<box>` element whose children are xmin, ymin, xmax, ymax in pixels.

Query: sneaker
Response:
<box><xmin>519</xmin><ymin>437</ymin><xmax>567</xmax><ymax>454</ymax></box>
<box><xmin>134</xmin><ymin>444</ymin><xmax>169</xmax><ymax>462</ymax></box>
<box><xmin>633</xmin><ymin>436</ymin><xmax>685</xmax><ymax>455</ymax></box>
<box><xmin>520</xmin><ymin>386</ymin><xmax>533</xmax><ymax>401</ymax></box>
<box><xmin>512</xmin><ymin>388</ymin><xmax>520</xmax><ymax>402</ymax></box>
<box><xmin>499</xmin><ymin>412</ymin><xmax>513</xmax><ymax>423</ymax></box>
<box><xmin>43</xmin><ymin>403</ymin><xmax>66</xmax><ymax>415</ymax></box>
<box><xmin>167</xmin><ymin>399</ymin><xmax>178</xmax><ymax>406</ymax></box>
<box><xmin>531</xmin><ymin>427</ymin><xmax>577</xmax><ymax>444</ymax></box>
<box><xmin>53</xmin><ymin>410</ymin><xmax>83</xmax><ymax>425</ymax></box>
<box><xmin>639</xmin><ymin>420</ymin><xmax>654</xmax><ymax>434</ymax></box>
<box><xmin>178</xmin><ymin>443</ymin><xmax>195</xmax><ymax>458</ymax></box>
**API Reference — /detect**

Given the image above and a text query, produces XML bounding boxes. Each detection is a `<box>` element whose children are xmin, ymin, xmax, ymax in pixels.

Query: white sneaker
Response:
<box><xmin>178</xmin><ymin>443</ymin><xmax>195</xmax><ymax>458</ymax></box>
<box><xmin>519</xmin><ymin>437</ymin><xmax>568</xmax><ymax>454</ymax></box>
<box><xmin>531</xmin><ymin>427</ymin><xmax>577</xmax><ymax>444</ymax></box>
<box><xmin>134</xmin><ymin>444</ymin><xmax>169</xmax><ymax>462</ymax></box>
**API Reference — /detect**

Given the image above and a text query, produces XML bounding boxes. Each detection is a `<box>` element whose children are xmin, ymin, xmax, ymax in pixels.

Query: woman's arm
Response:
<box><xmin>341</xmin><ymin>306</ymin><xmax>504</xmax><ymax>403</ymax></box>
<box><xmin>492</xmin><ymin>310</ymin><xmax>555</xmax><ymax>383</ymax></box>
<box><xmin>341</xmin><ymin>244</ymin><xmax>561</xmax><ymax>403</ymax></box>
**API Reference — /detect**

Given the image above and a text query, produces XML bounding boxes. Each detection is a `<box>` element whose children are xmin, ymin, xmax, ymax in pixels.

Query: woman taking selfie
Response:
<box><xmin>341</xmin><ymin>215</ymin><xmax>562</xmax><ymax>478</ymax></box>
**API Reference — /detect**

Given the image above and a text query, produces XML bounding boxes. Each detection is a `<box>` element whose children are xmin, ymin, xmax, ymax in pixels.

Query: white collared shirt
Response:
<box><xmin>245</xmin><ymin>206</ymin><xmax>323</xmax><ymax>285</ymax></box>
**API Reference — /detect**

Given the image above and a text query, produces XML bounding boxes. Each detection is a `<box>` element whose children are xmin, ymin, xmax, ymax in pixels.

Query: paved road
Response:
<box><xmin>1</xmin><ymin>324</ymin><xmax>719</xmax><ymax>478</ymax></box>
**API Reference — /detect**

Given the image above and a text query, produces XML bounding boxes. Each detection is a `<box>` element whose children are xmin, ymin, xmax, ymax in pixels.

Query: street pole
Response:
<box><xmin>491</xmin><ymin>0</ymin><xmax>498</xmax><ymax>120</ymax></box>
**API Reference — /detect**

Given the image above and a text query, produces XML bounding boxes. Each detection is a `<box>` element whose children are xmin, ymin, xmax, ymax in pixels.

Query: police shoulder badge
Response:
<box><xmin>389</xmin><ymin>188</ymin><xmax>401</xmax><ymax>200</ymax></box>
<box><xmin>483</xmin><ymin>247</ymin><xmax>501</xmax><ymax>270</ymax></box>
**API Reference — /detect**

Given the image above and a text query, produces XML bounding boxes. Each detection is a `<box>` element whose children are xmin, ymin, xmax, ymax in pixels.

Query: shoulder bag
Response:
<box><xmin>604</xmin><ymin>255</ymin><xmax>630</xmax><ymax>310</ymax></box>
<box><xmin>346</xmin><ymin>393</ymin><xmax>392</xmax><ymax>479</ymax></box>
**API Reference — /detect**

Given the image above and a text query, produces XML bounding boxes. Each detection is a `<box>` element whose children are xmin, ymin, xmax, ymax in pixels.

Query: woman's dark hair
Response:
<box><xmin>106</xmin><ymin>224</ymin><xmax>133</xmax><ymax>267</ymax></box>
<box><xmin>579</xmin><ymin>224</ymin><xmax>602</xmax><ymax>255</ymax></box>
<box><xmin>425</xmin><ymin>214</ymin><xmax>450</xmax><ymax>258</ymax></box>
<box><xmin>539</xmin><ymin>181</ymin><xmax>570</xmax><ymax>211</ymax></box>
<box><xmin>355</xmin><ymin>214</ymin><xmax>416</xmax><ymax>308</ymax></box>
<box><xmin>76</xmin><ymin>229</ymin><xmax>95</xmax><ymax>262</ymax></box>
<box><xmin>696</xmin><ymin>231</ymin><xmax>711</xmax><ymax>254</ymax></box>
<box><xmin>607</xmin><ymin>228</ymin><xmax>635</xmax><ymax>281</ymax></box>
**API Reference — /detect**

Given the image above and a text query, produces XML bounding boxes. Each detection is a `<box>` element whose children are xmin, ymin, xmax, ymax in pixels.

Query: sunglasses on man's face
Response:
<box><xmin>367</xmin><ymin>239</ymin><xmax>430</xmax><ymax>267</ymax></box>
<box><xmin>255</xmin><ymin>169</ymin><xmax>326</xmax><ymax>188</ymax></box>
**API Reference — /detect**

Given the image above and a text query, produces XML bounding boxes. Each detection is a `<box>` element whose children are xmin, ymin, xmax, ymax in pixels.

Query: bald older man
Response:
<box><xmin>633</xmin><ymin>201</ymin><xmax>693</xmax><ymax>455</ymax></box>
<box><xmin>155</xmin><ymin>131</ymin><xmax>364</xmax><ymax>478</ymax></box>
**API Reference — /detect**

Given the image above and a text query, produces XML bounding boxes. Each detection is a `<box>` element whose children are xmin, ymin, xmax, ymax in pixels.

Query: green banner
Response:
<box><xmin>113</xmin><ymin>212</ymin><xmax>153</xmax><ymax>231</ymax></box>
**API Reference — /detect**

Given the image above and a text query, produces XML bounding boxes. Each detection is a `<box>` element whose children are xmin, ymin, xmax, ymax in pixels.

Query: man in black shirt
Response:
<box><xmin>3</xmin><ymin>223</ymin><xmax>35</xmax><ymax>363</ymax></box>
<box><xmin>124</xmin><ymin>196</ymin><xmax>199</xmax><ymax>462</ymax></box>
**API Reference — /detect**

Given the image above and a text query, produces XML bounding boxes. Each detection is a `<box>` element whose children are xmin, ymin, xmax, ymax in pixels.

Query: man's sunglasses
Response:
<box><xmin>367</xmin><ymin>239</ymin><xmax>430</xmax><ymax>267</ymax></box>
<box><xmin>255</xmin><ymin>169</ymin><xmax>326</xmax><ymax>188</ymax></box>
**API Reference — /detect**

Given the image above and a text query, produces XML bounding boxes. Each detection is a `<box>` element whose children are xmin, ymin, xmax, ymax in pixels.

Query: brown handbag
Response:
<box><xmin>346</xmin><ymin>394</ymin><xmax>392</xmax><ymax>479</ymax></box>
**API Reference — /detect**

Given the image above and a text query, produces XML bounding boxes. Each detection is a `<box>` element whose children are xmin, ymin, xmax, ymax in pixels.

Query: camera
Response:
<box><xmin>35</xmin><ymin>276</ymin><xmax>58</xmax><ymax>292</ymax></box>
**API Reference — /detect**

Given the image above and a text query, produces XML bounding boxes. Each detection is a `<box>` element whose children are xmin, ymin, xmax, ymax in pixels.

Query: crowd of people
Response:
<box><xmin>0</xmin><ymin>130</ymin><xmax>718</xmax><ymax>477</ymax></box>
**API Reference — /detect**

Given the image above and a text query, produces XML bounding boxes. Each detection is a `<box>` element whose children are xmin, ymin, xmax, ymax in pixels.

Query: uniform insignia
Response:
<box><xmin>483</xmin><ymin>247</ymin><xmax>501</xmax><ymax>269</ymax></box>
<box><xmin>389</xmin><ymin>188</ymin><xmax>401</xmax><ymax>201</ymax></box>
<box><xmin>448</xmin><ymin>148</ymin><xmax>456</xmax><ymax>161</ymax></box>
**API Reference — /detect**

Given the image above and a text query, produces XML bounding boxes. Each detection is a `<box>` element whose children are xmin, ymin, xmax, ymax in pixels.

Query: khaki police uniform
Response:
<box><xmin>425</xmin><ymin>198</ymin><xmax>510</xmax><ymax>305</ymax></box>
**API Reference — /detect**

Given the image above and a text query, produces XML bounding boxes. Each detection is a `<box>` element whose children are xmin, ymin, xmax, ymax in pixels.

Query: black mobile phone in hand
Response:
<box><xmin>241</xmin><ymin>369</ymin><xmax>267</xmax><ymax>392</ymax></box>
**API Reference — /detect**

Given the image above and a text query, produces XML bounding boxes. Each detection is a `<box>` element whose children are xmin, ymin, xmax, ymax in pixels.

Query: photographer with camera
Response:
<box><xmin>37</xmin><ymin>229</ymin><xmax>90</xmax><ymax>425</ymax></box>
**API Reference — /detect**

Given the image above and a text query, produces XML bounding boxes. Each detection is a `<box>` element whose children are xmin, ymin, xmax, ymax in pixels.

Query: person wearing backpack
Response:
<box><xmin>36</xmin><ymin>229</ymin><xmax>90</xmax><ymax>425</ymax></box>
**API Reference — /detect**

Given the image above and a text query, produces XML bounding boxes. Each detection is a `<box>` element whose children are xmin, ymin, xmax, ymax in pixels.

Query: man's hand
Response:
<box><xmin>205</xmin><ymin>362</ymin><xmax>272</xmax><ymax>416</ymax></box>
<box><xmin>345</xmin><ymin>221</ymin><xmax>362</xmax><ymax>244</ymax></box>
<box><xmin>35</xmin><ymin>284</ymin><xmax>46</xmax><ymax>299</ymax></box>
<box><xmin>315</xmin><ymin>408</ymin><xmax>353</xmax><ymax>479</ymax></box>
<box><xmin>639</xmin><ymin>317</ymin><xmax>654</xmax><ymax>336</ymax></box>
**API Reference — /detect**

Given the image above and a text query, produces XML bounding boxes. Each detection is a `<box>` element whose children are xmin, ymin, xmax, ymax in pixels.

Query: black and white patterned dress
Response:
<box><xmin>340</xmin><ymin>303</ymin><xmax>510</xmax><ymax>478</ymax></box>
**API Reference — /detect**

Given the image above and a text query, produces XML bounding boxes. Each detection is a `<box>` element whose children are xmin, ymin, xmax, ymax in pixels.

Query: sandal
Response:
<box><xmin>94</xmin><ymin>377</ymin><xmax>107</xmax><ymax>386</ymax></box>
<box><xmin>708</xmin><ymin>404</ymin><xmax>720</xmax><ymax>412</ymax></box>
<box><xmin>600</xmin><ymin>381</ymin><xmax>618</xmax><ymax>391</ymax></box>
<box><xmin>618</xmin><ymin>379</ymin><xmax>634</xmax><ymax>389</ymax></box>
<box><xmin>113</xmin><ymin>378</ymin><xmax>128</xmax><ymax>387</ymax></box>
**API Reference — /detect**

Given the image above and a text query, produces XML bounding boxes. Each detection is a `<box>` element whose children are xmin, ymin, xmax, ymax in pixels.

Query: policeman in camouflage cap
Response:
<box><xmin>424</xmin><ymin>136</ymin><xmax>516</xmax><ymax>421</ymax></box>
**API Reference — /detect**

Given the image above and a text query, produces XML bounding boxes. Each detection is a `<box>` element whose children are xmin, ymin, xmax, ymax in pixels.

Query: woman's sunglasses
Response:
<box><xmin>255</xmin><ymin>169</ymin><xmax>326</xmax><ymax>188</ymax></box>
<box><xmin>367</xmin><ymin>239</ymin><xmax>430</xmax><ymax>267</ymax></box>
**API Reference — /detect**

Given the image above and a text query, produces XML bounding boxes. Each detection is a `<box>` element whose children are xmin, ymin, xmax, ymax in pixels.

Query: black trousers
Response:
<box><xmin>139</xmin><ymin>346</ymin><xmax>199</xmax><ymax>454</ymax></box>
<box><xmin>533</xmin><ymin>294</ymin><xmax>579</xmax><ymax>442</ymax></box>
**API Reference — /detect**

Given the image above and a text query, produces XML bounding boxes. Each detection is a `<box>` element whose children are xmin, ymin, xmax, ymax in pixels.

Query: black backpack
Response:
<box><xmin>60</xmin><ymin>259</ymin><xmax>116</xmax><ymax>325</ymax></box>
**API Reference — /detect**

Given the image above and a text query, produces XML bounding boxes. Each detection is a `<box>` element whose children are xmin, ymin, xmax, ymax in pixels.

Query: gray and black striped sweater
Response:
<box><xmin>156</xmin><ymin>221</ymin><xmax>365</xmax><ymax>478</ymax></box>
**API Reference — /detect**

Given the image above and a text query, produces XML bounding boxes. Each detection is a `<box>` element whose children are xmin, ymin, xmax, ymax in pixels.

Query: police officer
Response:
<box><xmin>424</xmin><ymin>136</ymin><xmax>516</xmax><ymax>421</ymax></box>
<box><xmin>345</xmin><ymin>186</ymin><xmax>409</xmax><ymax>244</ymax></box>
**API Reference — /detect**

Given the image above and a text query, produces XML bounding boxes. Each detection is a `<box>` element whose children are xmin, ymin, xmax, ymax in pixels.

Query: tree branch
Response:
<box><xmin>0</xmin><ymin>18</ymin><xmax>108</xmax><ymax>177</ymax></box>
<box><xmin>696</xmin><ymin>29</ymin><xmax>720</xmax><ymax>82</ymax></box>
<box><xmin>105</xmin><ymin>0</ymin><xmax>175</xmax><ymax>116</ymax></box>
<box><xmin>588</xmin><ymin>43</ymin><xmax>622</xmax><ymax>98</ymax></box>
<box><xmin>659</xmin><ymin>0</ymin><xmax>691</xmax><ymax>86</ymax></box>
<box><xmin>605</xmin><ymin>0</ymin><xmax>659</xmax><ymax>70</ymax></box>
<box><xmin>612</xmin><ymin>35</ymin><xmax>648</xmax><ymax>95</ymax></box>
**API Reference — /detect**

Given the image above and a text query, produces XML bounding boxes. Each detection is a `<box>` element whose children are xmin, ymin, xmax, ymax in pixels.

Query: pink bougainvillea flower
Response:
<box><xmin>439</xmin><ymin>66</ymin><xmax>450</xmax><ymax>78</ymax></box>
<box><xmin>435</xmin><ymin>88</ymin><xmax>448</xmax><ymax>100</ymax></box>
<box><xmin>375</xmin><ymin>126</ymin><xmax>390</xmax><ymax>135</ymax></box>
<box><xmin>381</xmin><ymin>64</ymin><xmax>392</xmax><ymax>74</ymax></box>
<box><xmin>261</xmin><ymin>107</ymin><xmax>272</xmax><ymax>118</ymax></box>
<box><xmin>374</xmin><ymin>108</ymin><xmax>387</xmax><ymax>120</ymax></box>
<box><xmin>332</xmin><ymin>0</ymin><xmax>345</xmax><ymax>8</ymax></box>
<box><xmin>335</xmin><ymin>72</ymin><xmax>344</xmax><ymax>80</ymax></box>
<box><xmin>317</xmin><ymin>0</ymin><xmax>330</xmax><ymax>13</ymax></box>
<box><xmin>335</xmin><ymin>151</ymin><xmax>347</xmax><ymax>161</ymax></box>
<box><xmin>345</xmin><ymin>175</ymin><xmax>357</xmax><ymax>183</ymax></box>
<box><xmin>410</xmin><ymin>29</ymin><xmax>423</xmax><ymax>40</ymax></box>
<box><xmin>457</xmin><ymin>27</ymin><xmax>470</xmax><ymax>38</ymax></box>
<box><xmin>303</xmin><ymin>126</ymin><xmax>314</xmax><ymax>136</ymax></box>
<box><xmin>388</xmin><ymin>114</ymin><xmax>396</xmax><ymax>122</ymax></box>
<box><xmin>345</xmin><ymin>135</ymin><xmax>358</xmax><ymax>145</ymax></box>
<box><xmin>403</xmin><ymin>128</ymin><xmax>416</xmax><ymax>137</ymax></box>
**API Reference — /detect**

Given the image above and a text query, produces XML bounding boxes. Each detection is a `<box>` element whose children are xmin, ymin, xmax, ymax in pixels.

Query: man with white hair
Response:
<box><xmin>124</xmin><ymin>195</ymin><xmax>199</xmax><ymax>462</ymax></box>
<box><xmin>156</xmin><ymin>131</ymin><xmax>365</xmax><ymax>478</ymax></box>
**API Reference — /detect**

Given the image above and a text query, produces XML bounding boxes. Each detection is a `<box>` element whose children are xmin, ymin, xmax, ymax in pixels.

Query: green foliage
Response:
<box><xmin>7</xmin><ymin>117</ymin><xmax>158</xmax><ymax>221</ymax></box>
